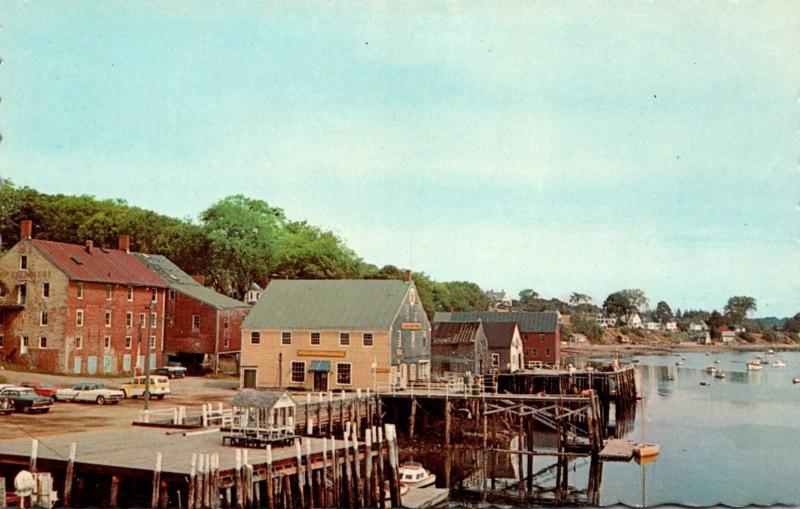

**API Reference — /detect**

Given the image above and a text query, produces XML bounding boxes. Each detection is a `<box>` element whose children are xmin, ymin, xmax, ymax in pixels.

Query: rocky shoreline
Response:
<box><xmin>562</xmin><ymin>342</ymin><xmax>800</xmax><ymax>357</ymax></box>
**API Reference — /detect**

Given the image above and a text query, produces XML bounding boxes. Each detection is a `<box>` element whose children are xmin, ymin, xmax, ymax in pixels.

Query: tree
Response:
<box><xmin>706</xmin><ymin>310</ymin><xmax>725</xmax><ymax>337</ymax></box>
<box><xmin>724</xmin><ymin>296</ymin><xmax>757</xmax><ymax>324</ymax></box>
<box><xmin>518</xmin><ymin>289</ymin><xmax>539</xmax><ymax>306</ymax></box>
<box><xmin>783</xmin><ymin>313</ymin><xmax>800</xmax><ymax>334</ymax></box>
<box><xmin>622</xmin><ymin>289</ymin><xmax>648</xmax><ymax>311</ymax></box>
<box><xmin>603</xmin><ymin>291</ymin><xmax>636</xmax><ymax>322</ymax></box>
<box><xmin>569</xmin><ymin>292</ymin><xmax>592</xmax><ymax>306</ymax></box>
<box><xmin>654</xmin><ymin>301</ymin><xmax>673</xmax><ymax>324</ymax></box>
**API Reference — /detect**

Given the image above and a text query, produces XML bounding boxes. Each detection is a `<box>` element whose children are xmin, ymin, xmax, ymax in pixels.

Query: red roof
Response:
<box><xmin>31</xmin><ymin>239</ymin><xmax>167</xmax><ymax>287</ymax></box>
<box><xmin>717</xmin><ymin>325</ymin><xmax>733</xmax><ymax>332</ymax></box>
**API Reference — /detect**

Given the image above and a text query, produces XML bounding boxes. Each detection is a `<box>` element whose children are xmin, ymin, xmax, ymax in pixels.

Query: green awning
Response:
<box><xmin>309</xmin><ymin>360</ymin><xmax>331</xmax><ymax>372</ymax></box>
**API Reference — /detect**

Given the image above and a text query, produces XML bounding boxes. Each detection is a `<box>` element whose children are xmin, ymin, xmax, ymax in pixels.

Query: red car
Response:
<box><xmin>21</xmin><ymin>382</ymin><xmax>58</xmax><ymax>398</ymax></box>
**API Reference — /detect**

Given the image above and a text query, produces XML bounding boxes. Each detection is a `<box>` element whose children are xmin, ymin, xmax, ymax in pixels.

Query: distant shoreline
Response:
<box><xmin>562</xmin><ymin>342</ymin><xmax>800</xmax><ymax>357</ymax></box>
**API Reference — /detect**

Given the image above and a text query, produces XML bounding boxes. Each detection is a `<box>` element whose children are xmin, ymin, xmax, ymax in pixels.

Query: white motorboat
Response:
<box><xmin>793</xmin><ymin>378</ymin><xmax>800</xmax><ymax>384</ymax></box>
<box><xmin>714</xmin><ymin>371</ymin><xmax>726</xmax><ymax>379</ymax></box>
<box><xmin>706</xmin><ymin>365</ymin><xmax>718</xmax><ymax>374</ymax></box>
<box><xmin>767</xmin><ymin>349</ymin><xmax>775</xmax><ymax>355</ymax></box>
<box><xmin>746</xmin><ymin>360</ymin><xmax>763</xmax><ymax>370</ymax></box>
<box><xmin>771</xmin><ymin>360</ymin><xmax>786</xmax><ymax>368</ymax></box>
<box><xmin>399</xmin><ymin>462</ymin><xmax>437</xmax><ymax>488</ymax></box>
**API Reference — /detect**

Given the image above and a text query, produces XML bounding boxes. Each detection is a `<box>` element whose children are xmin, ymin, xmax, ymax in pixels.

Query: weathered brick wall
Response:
<box><xmin>164</xmin><ymin>291</ymin><xmax>217</xmax><ymax>354</ymax></box>
<box><xmin>218</xmin><ymin>308</ymin><xmax>248</xmax><ymax>353</ymax></box>
<box><xmin>521</xmin><ymin>331</ymin><xmax>560</xmax><ymax>364</ymax></box>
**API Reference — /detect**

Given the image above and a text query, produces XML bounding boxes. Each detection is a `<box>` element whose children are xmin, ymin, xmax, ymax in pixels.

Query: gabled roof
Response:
<box><xmin>433</xmin><ymin>321</ymin><xmax>482</xmax><ymax>344</ymax></box>
<box><xmin>434</xmin><ymin>311</ymin><xmax>559</xmax><ymax>333</ymax></box>
<box><xmin>232</xmin><ymin>389</ymin><xmax>294</xmax><ymax>409</ymax></box>
<box><xmin>243</xmin><ymin>279</ymin><xmax>413</xmax><ymax>330</ymax></box>
<box><xmin>482</xmin><ymin>322</ymin><xmax>519</xmax><ymax>349</ymax></box>
<box><xmin>133</xmin><ymin>254</ymin><xmax>247</xmax><ymax>310</ymax></box>
<box><xmin>31</xmin><ymin>239</ymin><xmax>167</xmax><ymax>287</ymax></box>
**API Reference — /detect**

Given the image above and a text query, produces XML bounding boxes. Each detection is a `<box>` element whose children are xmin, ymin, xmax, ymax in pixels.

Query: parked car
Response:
<box><xmin>0</xmin><ymin>395</ymin><xmax>13</xmax><ymax>415</ymax></box>
<box><xmin>0</xmin><ymin>386</ymin><xmax>54</xmax><ymax>413</ymax></box>
<box><xmin>165</xmin><ymin>363</ymin><xmax>189</xmax><ymax>378</ymax></box>
<box><xmin>120</xmin><ymin>375</ymin><xmax>171</xmax><ymax>399</ymax></box>
<box><xmin>55</xmin><ymin>383</ymin><xmax>124</xmax><ymax>405</ymax></box>
<box><xmin>21</xmin><ymin>381</ymin><xmax>58</xmax><ymax>398</ymax></box>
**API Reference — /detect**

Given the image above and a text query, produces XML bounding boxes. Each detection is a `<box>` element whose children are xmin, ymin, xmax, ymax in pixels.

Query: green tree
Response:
<box><xmin>622</xmin><ymin>289</ymin><xmax>648</xmax><ymax>311</ymax></box>
<box><xmin>569</xmin><ymin>292</ymin><xmax>592</xmax><ymax>306</ymax></box>
<box><xmin>654</xmin><ymin>301</ymin><xmax>673</xmax><ymax>324</ymax></box>
<box><xmin>273</xmin><ymin>221</ymin><xmax>364</xmax><ymax>279</ymax></box>
<box><xmin>783</xmin><ymin>313</ymin><xmax>800</xmax><ymax>333</ymax></box>
<box><xmin>603</xmin><ymin>291</ymin><xmax>636</xmax><ymax>322</ymax></box>
<box><xmin>724</xmin><ymin>296</ymin><xmax>757</xmax><ymax>324</ymax></box>
<box><xmin>518</xmin><ymin>289</ymin><xmax>539</xmax><ymax>306</ymax></box>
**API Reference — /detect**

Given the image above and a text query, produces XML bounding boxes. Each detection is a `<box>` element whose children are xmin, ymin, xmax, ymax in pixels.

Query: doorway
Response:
<box><xmin>313</xmin><ymin>371</ymin><xmax>329</xmax><ymax>392</ymax></box>
<box><xmin>20</xmin><ymin>336</ymin><xmax>29</xmax><ymax>355</ymax></box>
<box><xmin>243</xmin><ymin>368</ymin><xmax>257</xmax><ymax>388</ymax></box>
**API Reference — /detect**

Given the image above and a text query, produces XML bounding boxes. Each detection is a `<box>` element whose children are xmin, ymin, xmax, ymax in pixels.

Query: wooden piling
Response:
<box><xmin>351</xmin><ymin>429</ymin><xmax>363</xmax><ymax>508</ymax></box>
<box><xmin>151</xmin><ymin>452</ymin><xmax>163</xmax><ymax>509</ymax></box>
<box><xmin>282</xmin><ymin>474</ymin><xmax>292</xmax><ymax>509</ymax></box>
<box><xmin>63</xmin><ymin>442</ymin><xmax>77</xmax><ymax>506</ymax></box>
<box><xmin>385</xmin><ymin>424</ymin><xmax>401</xmax><ymax>508</ymax></box>
<box><xmin>444</xmin><ymin>400</ymin><xmax>451</xmax><ymax>447</ymax></box>
<box><xmin>188</xmin><ymin>454</ymin><xmax>197</xmax><ymax>509</ymax></box>
<box><xmin>331</xmin><ymin>436</ymin><xmax>340</xmax><ymax>508</ymax></box>
<box><xmin>29</xmin><ymin>438</ymin><xmax>38</xmax><ymax>473</ymax></box>
<box><xmin>265</xmin><ymin>445</ymin><xmax>274</xmax><ymax>509</ymax></box>
<box><xmin>342</xmin><ymin>433</ymin><xmax>354</xmax><ymax>509</ymax></box>
<box><xmin>376</xmin><ymin>428</ymin><xmax>386</xmax><ymax>509</ymax></box>
<box><xmin>364</xmin><ymin>429</ymin><xmax>374</xmax><ymax>507</ymax></box>
<box><xmin>235</xmin><ymin>449</ymin><xmax>244</xmax><ymax>509</ymax></box>
<box><xmin>109</xmin><ymin>475</ymin><xmax>120</xmax><ymax>508</ymax></box>
<box><xmin>409</xmin><ymin>398</ymin><xmax>417</xmax><ymax>440</ymax></box>
<box><xmin>293</xmin><ymin>439</ymin><xmax>306</xmax><ymax>509</ymax></box>
<box><xmin>304</xmin><ymin>438</ymin><xmax>314</xmax><ymax>509</ymax></box>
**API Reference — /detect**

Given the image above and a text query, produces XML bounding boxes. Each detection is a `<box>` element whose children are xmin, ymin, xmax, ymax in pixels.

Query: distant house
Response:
<box><xmin>595</xmin><ymin>316</ymin><xmax>617</xmax><ymax>328</ymax></box>
<box><xmin>693</xmin><ymin>331</ymin><xmax>712</xmax><ymax>345</ymax></box>
<box><xmin>623</xmin><ymin>313</ymin><xmax>643</xmax><ymax>329</ymax></box>
<box><xmin>689</xmin><ymin>322</ymin><xmax>709</xmax><ymax>332</ymax></box>
<box><xmin>568</xmin><ymin>333</ymin><xmax>588</xmax><ymax>344</ymax></box>
<box><xmin>717</xmin><ymin>326</ymin><xmax>736</xmax><ymax>343</ymax></box>
<box><xmin>483</xmin><ymin>322</ymin><xmax>524</xmax><ymax>372</ymax></box>
<box><xmin>645</xmin><ymin>321</ymin><xmax>661</xmax><ymax>331</ymax></box>
<box><xmin>664</xmin><ymin>321</ymin><xmax>678</xmax><ymax>331</ymax></box>
<box><xmin>134</xmin><ymin>254</ymin><xmax>250</xmax><ymax>372</ymax></box>
<box><xmin>485</xmin><ymin>289</ymin><xmax>512</xmax><ymax>310</ymax></box>
<box><xmin>240</xmin><ymin>277</ymin><xmax>431</xmax><ymax>391</ymax></box>
<box><xmin>245</xmin><ymin>283</ymin><xmax>263</xmax><ymax>306</ymax></box>
<box><xmin>431</xmin><ymin>321</ymin><xmax>490</xmax><ymax>376</ymax></box>
<box><xmin>434</xmin><ymin>311</ymin><xmax>560</xmax><ymax>366</ymax></box>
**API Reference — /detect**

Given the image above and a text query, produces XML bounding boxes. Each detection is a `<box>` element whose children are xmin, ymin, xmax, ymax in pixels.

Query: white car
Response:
<box><xmin>55</xmin><ymin>382</ymin><xmax>124</xmax><ymax>405</ymax></box>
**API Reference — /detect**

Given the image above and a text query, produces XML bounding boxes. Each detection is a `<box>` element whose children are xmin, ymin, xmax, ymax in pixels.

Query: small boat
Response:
<box><xmin>705</xmin><ymin>352</ymin><xmax>711</xmax><ymax>356</ymax></box>
<box><xmin>715</xmin><ymin>359</ymin><xmax>721</xmax><ymax>364</ymax></box>
<box><xmin>633</xmin><ymin>443</ymin><xmax>661</xmax><ymax>459</ymax></box>
<box><xmin>715</xmin><ymin>371</ymin><xmax>726</xmax><ymax>379</ymax></box>
<box><xmin>681</xmin><ymin>357</ymin><xmax>686</xmax><ymax>361</ymax></box>
<box><xmin>767</xmin><ymin>349</ymin><xmax>775</xmax><ymax>355</ymax></box>
<box><xmin>746</xmin><ymin>361</ymin><xmax>763</xmax><ymax>370</ymax></box>
<box><xmin>399</xmin><ymin>462</ymin><xmax>436</xmax><ymax>488</ymax></box>
<box><xmin>666</xmin><ymin>376</ymin><xmax>675</xmax><ymax>381</ymax></box>
<box><xmin>771</xmin><ymin>360</ymin><xmax>786</xmax><ymax>368</ymax></box>
<box><xmin>675</xmin><ymin>361</ymin><xmax>683</xmax><ymax>366</ymax></box>
<box><xmin>793</xmin><ymin>378</ymin><xmax>800</xmax><ymax>384</ymax></box>
<box><xmin>706</xmin><ymin>365</ymin><xmax>718</xmax><ymax>374</ymax></box>
<box><xmin>699</xmin><ymin>382</ymin><xmax>709</xmax><ymax>386</ymax></box>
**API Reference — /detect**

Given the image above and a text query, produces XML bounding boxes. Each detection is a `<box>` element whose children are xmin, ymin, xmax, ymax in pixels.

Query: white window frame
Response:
<box><xmin>104</xmin><ymin>310</ymin><xmax>112</xmax><ymax>327</ymax></box>
<box><xmin>151</xmin><ymin>288</ymin><xmax>158</xmax><ymax>302</ymax></box>
<box><xmin>418</xmin><ymin>360</ymin><xmax>430</xmax><ymax>380</ymax></box>
<box><xmin>149</xmin><ymin>336</ymin><xmax>156</xmax><ymax>349</ymax></box>
<box><xmin>362</xmin><ymin>332</ymin><xmax>374</xmax><ymax>347</ymax></box>
<box><xmin>223</xmin><ymin>316</ymin><xmax>229</xmax><ymax>329</ymax></box>
<box><xmin>76</xmin><ymin>309</ymin><xmax>84</xmax><ymax>327</ymax></box>
<box><xmin>290</xmin><ymin>361</ymin><xmax>306</xmax><ymax>383</ymax></box>
<box><xmin>77</xmin><ymin>282</ymin><xmax>84</xmax><ymax>299</ymax></box>
<box><xmin>125</xmin><ymin>336</ymin><xmax>132</xmax><ymax>349</ymax></box>
<box><xmin>310</xmin><ymin>331</ymin><xmax>321</xmax><ymax>346</ymax></box>
<box><xmin>126</xmin><ymin>311</ymin><xmax>133</xmax><ymax>328</ymax></box>
<box><xmin>106</xmin><ymin>285</ymin><xmax>113</xmax><ymax>301</ymax></box>
<box><xmin>491</xmin><ymin>353</ymin><xmax>500</xmax><ymax>366</ymax></box>
<box><xmin>75</xmin><ymin>336</ymin><xmax>83</xmax><ymax>350</ymax></box>
<box><xmin>139</xmin><ymin>313</ymin><xmax>146</xmax><ymax>328</ymax></box>
<box><xmin>250</xmin><ymin>331</ymin><xmax>261</xmax><ymax>345</ymax></box>
<box><xmin>104</xmin><ymin>336</ymin><xmax>111</xmax><ymax>350</ymax></box>
<box><xmin>192</xmin><ymin>315</ymin><xmax>201</xmax><ymax>332</ymax></box>
<box><xmin>339</xmin><ymin>331</ymin><xmax>351</xmax><ymax>347</ymax></box>
<box><xmin>39</xmin><ymin>336</ymin><xmax>47</xmax><ymax>349</ymax></box>
<box><xmin>127</xmin><ymin>286</ymin><xmax>134</xmax><ymax>301</ymax></box>
<box><xmin>336</xmin><ymin>362</ymin><xmax>352</xmax><ymax>386</ymax></box>
<box><xmin>281</xmin><ymin>331</ymin><xmax>292</xmax><ymax>346</ymax></box>
<box><xmin>150</xmin><ymin>312</ymin><xmax>157</xmax><ymax>329</ymax></box>
<box><xmin>40</xmin><ymin>309</ymin><xmax>48</xmax><ymax>326</ymax></box>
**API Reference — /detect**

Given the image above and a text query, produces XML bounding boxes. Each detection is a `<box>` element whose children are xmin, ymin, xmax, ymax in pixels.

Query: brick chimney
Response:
<box><xmin>85</xmin><ymin>240</ymin><xmax>94</xmax><ymax>254</ymax></box>
<box><xmin>118</xmin><ymin>235</ymin><xmax>131</xmax><ymax>253</ymax></box>
<box><xmin>191</xmin><ymin>274</ymin><xmax>205</xmax><ymax>286</ymax></box>
<box><xmin>20</xmin><ymin>220</ymin><xmax>33</xmax><ymax>240</ymax></box>
<box><xmin>403</xmin><ymin>269</ymin><xmax>412</xmax><ymax>282</ymax></box>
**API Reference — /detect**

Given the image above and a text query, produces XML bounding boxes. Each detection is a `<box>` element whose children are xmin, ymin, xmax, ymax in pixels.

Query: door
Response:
<box><xmin>313</xmin><ymin>371</ymin><xmax>328</xmax><ymax>392</ymax></box>
<box><xmin>103</xmin><ymin>355</ymin><xmax>113</xmax><ymax>373</ymax></box>
<box><xmin>123</xmin><ymin>354</ymin><xmax>132</xmax><ymax>372</ymax></box>
<box><xmin>73</xmin><ymin>356</ymin><xmax>82</xmax><ymax>374</ymax></box>
<box><xmin>399</xmin><ymin>363</ymin><xmax>408</xmax><ymax>389</ymax></box>
<box><xmin>243</xmin><ymin>368</ymin><xmax>257</xmax><ymax>389</ymax></box>
<box><xmin>410</xmin><ymin>363</ymin><xmax>417</xmax><ymax>381</ymax></box>
<box><xmin>87</xmin><ymin>356</ymin><xmax>97</xmax><ymax>375</ymax></box>
<box><xmin>20</xmin><ymin>336</ymin><xmax>29</xmax><ymax>355</ymax></box>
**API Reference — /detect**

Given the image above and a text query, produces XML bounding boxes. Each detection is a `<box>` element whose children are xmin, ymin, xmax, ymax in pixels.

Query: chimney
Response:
<box><xmin>85</xmin><ymin>240</ymin><xmax>93</xmax><ymax>254</ymax></box>
<box><xmin>20</xmin><ymin>220</ymin><xmax>33</xmax><ymax>240</ymax></box>
<box><xmin>118</xmin><ymin>235</ymin><xmax>131</xmax><ymax>253</ymax></box>
<box><xmin>403</xmin><ymin>269</ymin><xmax>412</xmax><ymax>282</ymax></box>
<box><xmin>191</xmin><ymin>274</ymin><xmax>205</xmax><ymax>286</ymax></box>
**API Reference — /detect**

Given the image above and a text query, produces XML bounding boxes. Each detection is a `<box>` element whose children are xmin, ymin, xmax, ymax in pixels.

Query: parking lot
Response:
<box><xmin>0</xmin><ymin>368</ymin><xmax>240</xmax><ymax>439</ymax></box>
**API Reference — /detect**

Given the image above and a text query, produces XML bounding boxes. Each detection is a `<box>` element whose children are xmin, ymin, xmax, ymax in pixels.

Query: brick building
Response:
<box><xmin>0</xmin><ymin>221</ymin><xmax>167</xmax><ymax>374</ymax></box>
<box><xmin>433</xmin><ymin>311</ymin><xmax>561</xmax><ymax>366</ymax></box>
<box><xmin>240</xmin><ymin>277</ymin><xmax>431</xmax><ymax>391</ymax></box>
<box><xmin>134</xmin><ymin>254</ymin><xmax>250</xmax><ymax>373</ymax></box>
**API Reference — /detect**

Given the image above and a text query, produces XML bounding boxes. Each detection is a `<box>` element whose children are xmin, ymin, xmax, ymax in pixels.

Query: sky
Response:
<box><xmin>1</xmin><ymin>1</ymin><xmax>798</xmax><ymax>316</ymax></box>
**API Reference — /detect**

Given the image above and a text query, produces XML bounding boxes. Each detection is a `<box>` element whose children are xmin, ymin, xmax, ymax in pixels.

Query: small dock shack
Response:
<box><xmin>224</xmin><ymin>391</ymin><xmax>297</xmax><ymax>447</ymax></box>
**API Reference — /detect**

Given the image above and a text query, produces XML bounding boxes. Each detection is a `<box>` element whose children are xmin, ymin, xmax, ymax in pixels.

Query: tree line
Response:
<box><xmin>0</xmin><ymin>181</ymin><xmax>488</xmax><ymax>317</ymax></box>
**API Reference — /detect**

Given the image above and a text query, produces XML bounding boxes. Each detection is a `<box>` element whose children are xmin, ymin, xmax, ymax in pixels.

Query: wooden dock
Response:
<box><xmin>401</xmin><ymin>487</ymin><xmax>448</xmax><ymax>509</ymax></box>
<box><xmin>598</xmin><ymin>439</ymin><xmax>636</xmax><ymax>462</ymax></box>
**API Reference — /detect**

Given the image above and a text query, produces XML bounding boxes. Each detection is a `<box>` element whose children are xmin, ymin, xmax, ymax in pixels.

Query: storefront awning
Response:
<box><xmin>309</xmin><ymin>360</ymin><xmax>331</xmax><ymax>372</ymax></box>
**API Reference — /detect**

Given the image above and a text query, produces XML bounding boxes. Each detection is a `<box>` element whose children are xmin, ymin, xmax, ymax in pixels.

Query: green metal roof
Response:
<box><xmin>134</xmin><ymin>253</ymin><xmax>248</xmax><ymax>310</ymax></box>
<box><xmin>242</xmin><ymin>279</ymin><xmax>413</xmax><ymax>331</ymax></box>
<box><xmin>434</xmin><ymin>311</ymin><xmax>559</xmax><ymax>333</ymax></box>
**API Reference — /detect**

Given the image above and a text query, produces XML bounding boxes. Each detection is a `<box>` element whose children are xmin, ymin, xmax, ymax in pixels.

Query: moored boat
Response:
<box><xmin>633</xmin><ymin>443</ymin><xmax>661</xmax><ymax>459</ymax></box>
<box><xmin>715</xmin><ymin>371</ymin><xmax>726</xmax><ymax>379</ymax></box>
<box><xmin>399</xmin><ymin>462</ymin><xmax>437</xmax><ymax>488</ymax></box>
<box><xmin>746</xmin><ymin>360</ymin><xmax>763</xmax><ymax>370</ymax></box>
<box><xmin>706</xmin><ymin>365</ymin><xmax>718</xmax><ymax>374</ymax></box>
<box><xmin>793</xmin><ymin>378</ymin><xmax>800</xmax><ymax>384</ymax></box>
<box><xmin>771</xmin><ymin>360</ymin><xmax>786</xmax><ymax>368</ymax></box>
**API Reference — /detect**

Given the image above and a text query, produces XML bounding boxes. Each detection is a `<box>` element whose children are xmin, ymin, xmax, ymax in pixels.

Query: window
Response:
<box><xmin>42</xmin><ymin>283</ymin><xmax>50</xmax><ymax>298</ymax></box>
<box><xmin>151</xmin><ymin>312</ymin><xmax>157</xmax><ymax>328</ymax></box>
<box><xmin>0</xmin><ymin>336</ymin><xmax>3</xmax><ymax>347</ymax></box>
<box><xmin>291</xmin><ymin>361</ymin><xmax>306</xmax><ymax>383</ymax></box>
<box><xmin>39</xmin><ymin>336</ymin><xmax>47</xmax><ymax>349</ymax></box>
<box><xmin>17</xmin><ymin>284</ymin><xmax>26</xmax><ymax>305</ymax></box>
<box><xmin>75</xmin><ymin>336</ymin><xmax>82</xmax><ymax>349</ymax></box>
<box><xmin>127</xmin><ymin>286</ymin><xmax>134</xmax><ymax>301</ymax></box>
<box><xmin>104</xmin><ymin>336</ymin><xmax>111</xmax><ymax>349</ymax></box>
<box><xmin>418</xmin><ymin>360</ymin><xmax>430</xmax><ymax>380</ymax></box>
<box><xmin>250</xmin><ymin>331</ymin><xmax>261</xmax><ymax>345</ymax></box>
<box><xmin>20</xmin><ymin>255</ymin><xmax>28</xmax><ymax>270</ymax></box>
<box><xmin>223</xmin><ymin>316</ymin><xmax>229</xmax><ymax>329</ymax></box>
<box><xmin>125</xmin><ymin>336</ymin><xmax>132</xmax><ymax>349</ymax></box>
<box><xmin>77</xmin><ymin>282</ymin><xmax>84</xmax><ymax>299</ymax></box>
<box><xmin>76</xmin><ymin>310</ymin><xmax>84</xmax><ymax>327</ymax></box>
<box><xmin>106</xmin><ymin>285</ymin><xmax>113</xmax><ymax>300</ymax></box>
<box><xmin>410</xmin><ymin>331</ymin><xmax>415</xmax><ymax>348</ymax></box>
<box><xmin>40</xmin><ymin>309</ymin><xmax>48</xmax><ymax>326</ymax></box>
<box><xmin>539</xmin><ymin>333</ymin><xmax>545</xmax><ymax>341</ymax></box>
<box><xmin>532</xmin><ymin>348</ymin><xmax>537</xmax><ymax>357</ymax></box>
<box><xmin>545</xmin><ymin>348</ymin><xmax>551</xmax><ymax>357</ymax></box>
<box><xmin>125</xmin><ymin>312</ymin><xmax>132</xmax><ymax>328</ymax></box>
<box><xmin>310</xmin><ymin>332</ymin><xmax>321</xmax><ymax>345</ymax></box>
<box><xmin>336</xmin><ymin>363</ymin><xmax>352</xmax><ymax>385</ymax></box>
<box><xmin>339</xmin><ymin>332</ymin><xmax>350</xmax><ymax>346</ymax></box>
<box><xmin>149</xmin><ymin>336</ymin><xmax>156</xmax><ymax>349</ymax></box>
<box><xmin>491</xmin><ymin>353</ymin><xmax>500</xmax><ymax>366</ymax></box>
<box><xmin>363</xmin><ymin>332</ymin><xmax>373</xmax><ymax>347</ymax></box>
<box><xmin>192</xmin><ymin>315</ymin><xmax>200</xmax><ymax>332</ymax></box>
<box><xmin>396</xmin><ymin>331</ymin><xmax>402</xmax><ymax>347</ymax></box>
<box><xmin>104</xmin><ymin>310</ymin><xmax>112</xmax><ymax>327</ymax></box>
<box><xmin>151</xmin><ymin>288</ymin><xmax>157</xmax><ymax>302</ymax></box>
<box><xmin>168</xmin><ymin>290</ymin><xmax>176</xmax><ymax>300</ymax></box>
<box><xmin>139</xmin><ymin>313</ymin><xmax>146</xmax><ymax>328</ymax></box>
<box><xmin>281</xmin><ymin>331</ymin><xmax>292</xmax><ymax>345</ymax></box>
<box><xmin>224</xmin><ymin>338</ymin><xmax>230</xmax><ymax>348</ymax></box>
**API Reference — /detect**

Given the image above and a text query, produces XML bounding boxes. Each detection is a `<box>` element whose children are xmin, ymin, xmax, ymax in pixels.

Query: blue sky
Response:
<box><xmin>2</xmin><ymin>2</ymin><xmax>798</xmax><ymax>316</ymax></box>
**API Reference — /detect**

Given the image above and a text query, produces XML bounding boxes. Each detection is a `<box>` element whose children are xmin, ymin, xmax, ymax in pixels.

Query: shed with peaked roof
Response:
<box><xmin>431</xmin><ymin>321</ymin><xmax>490</xmax><ymax>376</ymax></box>
<box><xmin>483</xmin><ymin>322</ymin><xmax>524</xmax><ymax>372</ymax></box>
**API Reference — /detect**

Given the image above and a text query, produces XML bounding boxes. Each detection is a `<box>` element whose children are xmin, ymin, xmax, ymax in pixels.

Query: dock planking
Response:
<box><xmin>598</xmin><ymin>439</ymin><xmax>636</xmax><ymax>461</ymax></box>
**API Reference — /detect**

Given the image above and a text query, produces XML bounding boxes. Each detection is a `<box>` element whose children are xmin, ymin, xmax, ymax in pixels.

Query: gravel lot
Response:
<box><xmin>0</xmin><ymin>368</ymin><xmax>240</xmax><ymax>440</ymax></box>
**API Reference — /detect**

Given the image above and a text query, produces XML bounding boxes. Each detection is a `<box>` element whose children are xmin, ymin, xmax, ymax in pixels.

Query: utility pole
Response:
<box><xmin>143</xmin><ymin>300</ymin><xmax>155</xmax><ymax>410</ymax></box>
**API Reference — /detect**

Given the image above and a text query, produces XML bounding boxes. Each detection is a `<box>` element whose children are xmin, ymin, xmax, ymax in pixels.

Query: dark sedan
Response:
<box><xmin>0</xmin><ymin>387</ymin><xmax>54</xmax><ymax>413</ymax></box>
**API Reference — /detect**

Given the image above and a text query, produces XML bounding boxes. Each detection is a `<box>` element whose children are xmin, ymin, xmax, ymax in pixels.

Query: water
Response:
<box><xmin>403</xmin><ymin>350</ymin><xmax>800</xmax><ymax>507</ymax></box>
